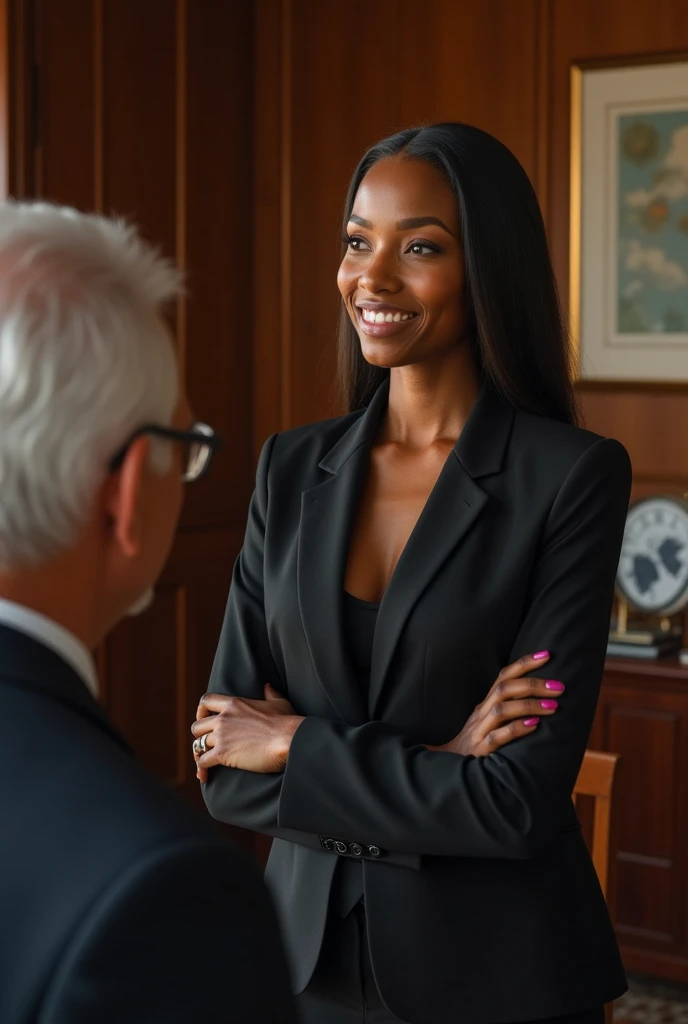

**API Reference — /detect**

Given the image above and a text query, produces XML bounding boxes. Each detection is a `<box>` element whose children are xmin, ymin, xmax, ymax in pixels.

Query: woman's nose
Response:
<box><xmin>358</xmin><ymin>250</ymin><xmax>401</xmax><ymax>295</ymax></box>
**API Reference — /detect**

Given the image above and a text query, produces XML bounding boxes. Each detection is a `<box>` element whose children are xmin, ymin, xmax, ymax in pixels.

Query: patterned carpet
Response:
<box><xmin>614</xmin><ymin>974</ymin><xmax>688</xmax><ymax>1024</ymax></box>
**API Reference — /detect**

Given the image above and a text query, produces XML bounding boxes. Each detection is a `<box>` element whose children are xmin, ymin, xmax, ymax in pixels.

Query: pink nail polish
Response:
<box><xmin>523</xmin><ymin>717</ymin><xmax>539</xmax><ymax>727</ymax></box>
<box><xmin>540</xmin><ymin>699</ymin><xmax>558</xmax><ymax>710</ymax></box>
<box><xmin>533</xmin><ymin>651</ymin><xmax>549</xmax><ymax>660</ymax></box>
<box><xmin>545</xmin><ymin>680</ymin><xmax>565</xmax><ymax>691</ymax></box>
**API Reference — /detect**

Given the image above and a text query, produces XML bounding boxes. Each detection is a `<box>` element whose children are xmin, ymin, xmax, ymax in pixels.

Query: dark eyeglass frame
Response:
<box><xmin>108</xmin><ymin>422</ymin><xmax>223</xmax><ymax>482</ymax></box>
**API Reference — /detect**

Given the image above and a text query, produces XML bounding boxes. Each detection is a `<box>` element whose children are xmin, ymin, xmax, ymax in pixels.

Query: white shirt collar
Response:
<box><xmin>0</xmin><ymin>598</ymin><xmax>99</xmax><ymax>698</ymax></box>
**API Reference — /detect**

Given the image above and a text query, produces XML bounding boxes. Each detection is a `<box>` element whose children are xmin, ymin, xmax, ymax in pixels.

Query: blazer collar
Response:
<box><xmin>319</xmin><ymin>378</ymin><xmax>515</xmax><ymax>481</ymax></box>
<box><xmin>298</xmin><ymin>379</ymin><xmax>516</xmax><ymax>723</ymax></box>
<box><xmin>318</xmin><ymin>380</ymin><xmax>389</xmax><ymax>475</ymax></box>
<box><xmin>454</xmin><ymin>383</ymin><xmax>515</xmax><ymax>478</ymax></box>
<box><xmin>0</xmin><ymin>623</ymin><xmax>133</xmax><ymax>756</ymax></box>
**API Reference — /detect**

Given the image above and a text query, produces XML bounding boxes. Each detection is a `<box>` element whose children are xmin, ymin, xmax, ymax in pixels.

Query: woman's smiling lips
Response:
<box><xmin>355</xmin><ymin>302</ymin><xmax>419</xmax><ymax>337</ymax></box>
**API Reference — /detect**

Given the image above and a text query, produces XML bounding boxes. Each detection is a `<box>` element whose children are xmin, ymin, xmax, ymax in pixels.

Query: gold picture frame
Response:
<box><xmin>570</xmin><ymin>53</ymin><xmax>688</xmax><ymax>387</ymax></box>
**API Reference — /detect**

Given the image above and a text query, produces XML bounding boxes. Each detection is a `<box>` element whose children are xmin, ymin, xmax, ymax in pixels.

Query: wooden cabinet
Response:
<box><xmin>592</xmin><ymin>658</ymin><xmax>688</xmax><ymax>983</ymax></box>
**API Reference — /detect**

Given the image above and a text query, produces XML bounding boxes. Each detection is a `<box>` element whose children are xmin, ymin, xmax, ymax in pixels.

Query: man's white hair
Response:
<box><xmin>0</xmin><ymin>201</ymin><xmax>181</xmax><ymax>570</ymax></box>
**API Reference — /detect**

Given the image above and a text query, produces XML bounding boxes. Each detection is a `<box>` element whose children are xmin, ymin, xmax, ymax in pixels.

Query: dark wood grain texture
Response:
<box><xmin>254</xmin><ymin>0</ymin><xmax>542</xmax><ymax>439</ymax></box>
<box><xmin>6</xmin><ymin>0</ymin><xmax>688</xmax><ymax>981</ymax></box>
<box><xmin>592</xmin><ymin>659</ymin><xmax>688</xmax><ymax>981</ymax></box>
<box><xmin>548</xmin><ymin>0</ymin><xmax>688</xmax><ymax>498</ymax></box>
<box><xmin>8</xmin><ymin>0</ymin><xmax>255</xmax><ymax>839</ymax></box>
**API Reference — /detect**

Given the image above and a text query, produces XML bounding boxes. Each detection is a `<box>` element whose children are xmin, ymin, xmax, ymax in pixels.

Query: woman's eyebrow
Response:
<box><xmin>397</xmin><ymin>215</ymin><xmax>454</xmax><ymax>236</ymax></box>
<box><xmin>348</xmin><ymin>213</ymin><xmax>454</xmax><ymax>236</ymax></box>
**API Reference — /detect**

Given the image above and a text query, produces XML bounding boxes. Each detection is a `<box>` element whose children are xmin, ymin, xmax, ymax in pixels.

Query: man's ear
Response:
<box><xmin>105</xmin><ymin>437</ymin><xmax>151</xmax><ymax>559</ymax></box>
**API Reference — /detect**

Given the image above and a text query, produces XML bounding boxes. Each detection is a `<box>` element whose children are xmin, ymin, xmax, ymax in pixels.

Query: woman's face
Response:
<box><xmin>337</xmin><ymin>155</ymin><xmax>467</xmax><ymax>370</ymax></box>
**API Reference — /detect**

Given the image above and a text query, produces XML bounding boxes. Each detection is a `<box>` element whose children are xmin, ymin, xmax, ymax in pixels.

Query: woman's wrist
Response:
<box><xmin>276</xmin><ymin>715</ymin><xmax>306</xmax><ymax>766</ymax></box>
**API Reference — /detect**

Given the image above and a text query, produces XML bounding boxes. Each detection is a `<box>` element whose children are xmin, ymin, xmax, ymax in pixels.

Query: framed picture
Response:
<box><xmin>570</xmin><ymin>56</ymin><xmax>688</xmax><ymax>384</ymax></box>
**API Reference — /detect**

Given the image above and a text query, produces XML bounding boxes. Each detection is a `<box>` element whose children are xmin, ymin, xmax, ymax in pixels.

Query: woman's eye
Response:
<box><xmin>408</xmin><ymin>241</ymin><xmax>439</xmax><ymax>256</ymax></box>
<box><xmin>344</xmin><ymin>234</ymin><xmax>368</xmax><ymax>252</ymax></box>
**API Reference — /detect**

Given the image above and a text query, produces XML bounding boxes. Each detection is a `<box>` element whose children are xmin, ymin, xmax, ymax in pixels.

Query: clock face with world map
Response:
<box><xmin>617</xmin><ymin>496</ymin><xmax>688</xmax><ymax>615</ymax></box>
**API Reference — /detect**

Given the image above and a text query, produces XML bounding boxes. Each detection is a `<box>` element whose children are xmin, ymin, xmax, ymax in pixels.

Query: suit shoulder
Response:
<box><xmin>0</xmin><ymin>681</ymin><xmax>220</xmax><ymax>864</ymax></box>
<box><xmin>275</xmin><ymin>409</ymin><xmax>363</xmax><ymax>449</ymax></box>
<box><xmin>511</xmin><ymin>409</ymin><xmax>630</xmax><ymax>474</ymax></box>
<box><xmin>266</xmin><ymin>409</ymin><xmax>364</xmax><ymax>467</ymax></box>
<box><xmin>39</xmin><ymin>831</ymin><xmax>285</xmax><ymax>1024</ymax></box>
<box><xmin>0</xmin><ymin>682</ymin><xmax>263</xmax><ymax>1022</ymax></box>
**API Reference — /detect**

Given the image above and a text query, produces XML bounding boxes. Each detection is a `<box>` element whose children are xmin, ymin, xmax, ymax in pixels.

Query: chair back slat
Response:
<box><xmin>572</xmin><ymin>750</ymin><xmax>622</xmax><ymax>1024</ymax></box>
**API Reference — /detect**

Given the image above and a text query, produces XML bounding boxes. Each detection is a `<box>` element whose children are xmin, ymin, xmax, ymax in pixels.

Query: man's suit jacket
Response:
<box><xmin>203</xmin><ymin>381</ymin><xmax>632</xmax><ymax>1024</ymax></box>
<box><xmin>0</xmin><ymin>625</ymin><xmax>296</xmax><ymax>1024</ymax></box>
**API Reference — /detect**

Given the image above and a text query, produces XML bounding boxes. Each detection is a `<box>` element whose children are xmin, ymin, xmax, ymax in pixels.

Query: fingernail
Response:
<box><xmin>545</xmin><ymin>680</ymin><xmax>565</xmax><ymax>691</ymax></box>
<box><xmin>540</xmin><ymin>699</ymin><xmax>558</xmax><ymax>709</ymax></box>
<box><xmin>523</xmin><ymin>718</ymin><xmax>539</xmax><ymax>727</ymax></box>
<box><xmin>533</xmin><ymin>651</ymin><xmax>549</xmax><ymax>660</ymax></box>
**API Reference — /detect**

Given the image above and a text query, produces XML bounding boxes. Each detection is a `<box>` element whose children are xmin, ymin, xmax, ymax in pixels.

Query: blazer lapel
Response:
<box><xmin>297</xmin><ymin>381</ymin><xmax>515</xmax><ymax>724</ymax></box>
<box><xmin>369</xmin><ymin>387</ymin><xmax>515</xmax><ymax>716</ymax></box>
<box><xmin>297</xmin><ymin>385</ymin><xmax>389</xmax><ymax>725</ymax></box>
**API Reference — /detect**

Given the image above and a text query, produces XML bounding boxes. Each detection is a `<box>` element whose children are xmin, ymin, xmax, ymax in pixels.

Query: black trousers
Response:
<box><xmin>296</xmin><ymin>904</ymin><xmax>607</xmax><ymax>1024</ymax></box>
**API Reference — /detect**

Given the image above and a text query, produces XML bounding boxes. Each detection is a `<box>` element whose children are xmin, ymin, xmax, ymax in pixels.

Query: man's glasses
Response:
<box><xmin>108</xmin><ymin>422</ymin><xmax>223</xmax><ymax>483</ymax></box>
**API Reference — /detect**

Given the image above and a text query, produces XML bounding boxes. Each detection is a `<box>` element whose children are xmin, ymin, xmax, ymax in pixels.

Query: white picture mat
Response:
<box><xmin>578</xmin><ymin>61</ymin><xmax>688</xmax><ymax>381</ymax></box>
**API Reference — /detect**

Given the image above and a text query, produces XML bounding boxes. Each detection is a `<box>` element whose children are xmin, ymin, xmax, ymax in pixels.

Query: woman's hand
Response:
<box><xmin>191</xmin><ymin>684</ymin><xmax>305</xmax><ymax>782</ymax></box>
<box><xmin>428</xmin><ymin>651</ymin><xmax>564</xmax><ymax>758</ymax></box>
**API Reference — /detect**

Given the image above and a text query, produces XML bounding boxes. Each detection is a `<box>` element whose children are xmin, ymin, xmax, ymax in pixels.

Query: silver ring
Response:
<box><xmin>193</xmin><ymin>734</ymin><xmax>208</xmax><ymax>756</ymax></box>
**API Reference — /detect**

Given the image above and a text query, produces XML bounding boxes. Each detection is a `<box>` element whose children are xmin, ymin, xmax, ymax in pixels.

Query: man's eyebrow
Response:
<box><xmin>348</xmin><ymin>213</ymin><xmax>454</xmax><ymax>236</ymax></box>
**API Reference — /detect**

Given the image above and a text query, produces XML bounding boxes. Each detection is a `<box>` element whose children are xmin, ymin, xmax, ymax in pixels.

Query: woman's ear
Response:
<box><xmin>104</xmin><ymin>437</ymin><xmax>151</xmax><ymax>559</ymax></box>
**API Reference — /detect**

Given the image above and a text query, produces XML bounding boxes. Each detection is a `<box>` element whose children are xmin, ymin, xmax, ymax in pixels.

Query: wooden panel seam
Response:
<box><xmin>32</xmin><ymin>0</ymin><xmax>43</xmax><ymax>195</ymax></box>
<box><xmin>175</xmin><ymin>0</ymin><xmax>187</xmax><ymax>380</ymax></box>
<box><xmin>93</xmin><ymin>0</ymin><xmax>103</xmax><ymax>211</ymax></box>
<box><xmin>280</xmin><ymin>0</ymin><xmax>292</xmax><ymax>430</ymax></box>
<box><xmin>534</xmin><ymin>0</ymin><xmax>552</xmax><ymax>218</ymax></box>
<box><xmin>0</xmin><ymin>0</ymin><xmax>9</xmax><ymax>199</ymax></box>
<box><xmin>174</xmin><ymin>582</ymin><xmax>188</xmax><ymax>786</ymax></box>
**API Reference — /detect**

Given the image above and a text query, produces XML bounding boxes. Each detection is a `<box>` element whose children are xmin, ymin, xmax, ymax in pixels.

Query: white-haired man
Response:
<box><xmin>0</xmin><ymin>202</ymin><xmax>296</xmax><ymax>1024</ymax></box>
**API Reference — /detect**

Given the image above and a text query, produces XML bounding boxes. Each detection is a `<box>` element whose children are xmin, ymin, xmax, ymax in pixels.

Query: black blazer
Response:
<box><xmin>204</xmin><ymin>382</ymin><xmax>631</xmax><ymax>1024</ymax></box>
<box><xmin>0</xmin><ymin>625</ymin><xmax>296</xmax><ymax>1024</ymax></box>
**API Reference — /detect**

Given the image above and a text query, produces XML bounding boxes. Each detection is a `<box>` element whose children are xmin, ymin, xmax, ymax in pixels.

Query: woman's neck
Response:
<box><xmin>382</xmin><ymin>346</ymin><xmax>480</xmax><ymax>451</ymax></box>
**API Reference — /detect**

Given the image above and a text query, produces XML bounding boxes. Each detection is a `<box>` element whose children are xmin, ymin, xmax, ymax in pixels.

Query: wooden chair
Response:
<box><xmin>573</xmin><ymin>750</ymin><xmax>622</xmax><ymax>1024</ymax></box>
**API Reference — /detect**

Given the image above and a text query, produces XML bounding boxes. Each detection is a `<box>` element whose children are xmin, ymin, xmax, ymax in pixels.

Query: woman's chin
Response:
<box><xmin>359</xmin><ymin>338</ymin><xmax>411</xmax><ymax>369</ymax></box>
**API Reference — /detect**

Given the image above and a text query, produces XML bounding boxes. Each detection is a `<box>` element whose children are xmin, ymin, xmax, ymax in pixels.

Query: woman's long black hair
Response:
<box><xmin>337</xmin><ymin>123</ymin><xmax>579</xmax><ymax>426</ymax></box>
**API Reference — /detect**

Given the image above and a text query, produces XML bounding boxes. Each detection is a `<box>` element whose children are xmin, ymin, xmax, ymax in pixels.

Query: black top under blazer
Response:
<box><xmin>203</xmin><ymin>381</ymin><xmax>632</xmax><ymax>1024</ymax></box>
<box><xmin>0</xmin><ymin>625</ymin><xmax>295</xmax><ymax>1024</ymax></box>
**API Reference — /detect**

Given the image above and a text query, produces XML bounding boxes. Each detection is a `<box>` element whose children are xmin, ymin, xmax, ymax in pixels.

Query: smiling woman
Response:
<box><xmin>338</xmin><ymin>163</ymin><xmax>466</xmax><ymax>365</ymax></box>
<box><xmin>195</xmin><ymin>123</ymin><xmax>631</xmax><ymax>1024</ymax></box>
<box><xmin>338</xmin><ymin>162</ymin><xmax>466</xmax><ymax>372</ymax></box>
<box><xmin>335</xmin><ymin>123</ymin><xmax>579</xmax><ymax>423</ymax></box>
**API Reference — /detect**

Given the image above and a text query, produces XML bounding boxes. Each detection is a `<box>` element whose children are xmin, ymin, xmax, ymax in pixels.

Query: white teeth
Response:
<box><xmin>360</xmin><ymin>308</ymin><xmax>414</xmax><ymax>323</ymax></box>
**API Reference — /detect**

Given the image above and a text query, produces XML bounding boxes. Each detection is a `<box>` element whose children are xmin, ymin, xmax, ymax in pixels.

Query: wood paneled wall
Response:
<box><xmin>253</xmin><ymin>0</ymin><xmax>688</xmax><ymax>979</ymax></box>
<box><xmin>255</xmin><ymin>0</ymin><xmax>688</xmax><ymax>505</ymax></box>
<box><xmin>6</xmin><ymin>0</ymin><xmax>256</xmax><ymax>842</ymax></box>
<box><xmin>548</xmin><ymin>0</ymin><xmax>688</xmax><ymax>502</ymax></box>
<box><xmin>254</xmin><ymin>0</ymin><xmax>549</xmax><ymax>446</ymax></box>
<box><xmin>6</xmin><ymin>0</ymin><xmax>688</xmax><ymax>973</ymax></box>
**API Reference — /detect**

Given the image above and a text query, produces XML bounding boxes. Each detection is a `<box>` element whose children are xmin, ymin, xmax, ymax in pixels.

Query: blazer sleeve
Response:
<box><xmin>201</xmin><ymin>434</ymin><xmax>421</xmax><ymax>869</ymax></box>
<box><xmin>201</xmin><ymin>434</ymin><xmax>288</xmax><ymax>838</ymax></box>
<box><xmin>41</xmin><ymin>838</ymin><xmax>297</xmax><ymax>1024</ymax></box>
<box><xmin>277</xmin><ymin>437</ymin><xmax>632</xmax><ymax>860</ymax></box>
